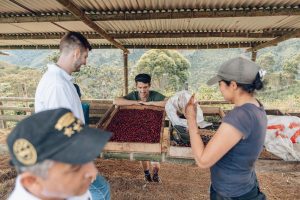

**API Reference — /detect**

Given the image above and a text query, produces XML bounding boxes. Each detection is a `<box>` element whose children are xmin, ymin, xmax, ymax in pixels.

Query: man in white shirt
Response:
<box><xmin>35</xmin><ymin>32</ymin><xmax>110</xmax><ymax>199</ymax></box>
<box><xmin>7</xmin><ymin>108</ymin><xmax>112</xmax><ymax>200</ymax></box>
<box><xmin>35</xmin><ymin>32</ymin><xmax>91</xmax><ymax>123</ymax></box>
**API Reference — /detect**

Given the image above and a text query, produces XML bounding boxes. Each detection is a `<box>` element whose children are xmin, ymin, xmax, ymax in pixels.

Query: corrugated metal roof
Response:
<box><xmin>55</xmin><ymin>21</ymin><xmax>95</xmax><ymax>32</ymax></box>
<box><xmin>0</xmin><ymin>0</ymin><xmax>66</xmax><ymax>14</ymax></box>
<box><xmin>95</xmin><ymin>16</ymin><xmax>300</xmax><ymax>33</ymax></box>
<box><xmin>0</xmin><ymin>0</ymin><xmax>27</xmax><ymax>14</ymax></box>
<box><xmin>0</xmin><ymin>22</ymin><xmax>65</xmax><ymax>34</ymax></box>
<box><xmin>0</xmin><ymin>0</ymin><xmax>300</xmax><ymax>49</ymax></box>
<box><xmin>116</xmin><ymin>37</ymin><xmax>270</xmax><ymax>45</ymax></box>
<box><xmin>73</xmin><ymin>0</ymin><xmax>300</xmax><ymax>12</ymax></box>
<box><xmin>0</xmin><ymin>37</ymin><xmax>266</xmax><ymax>48</ymax></box>
<box><xmin>0</xmin><ymin>38</ymin><xmax>112</xmax><ymax>46</ymax></box>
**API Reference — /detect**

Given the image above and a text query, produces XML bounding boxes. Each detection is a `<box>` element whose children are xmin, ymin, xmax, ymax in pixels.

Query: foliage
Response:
<box><xmin>282</xmin><ymin>54</ymin><xmax>300</xmax><ymax>79</ymax></box>
<box><xmin>197</xmin><ymin>85</ymin><xmax>222</xmax><ymax>101</ymax></box>
<box><xmin>257</xmin><ymin>52</ymin><xmax>276</xmax><ymax>72</ymax></box>
<box><xmin>134</xmin><ymin>50</ymin><xmax>190</xmax><ymax>94</ymax></box>
<box><xmin>2</xmin><ymin>40</ymin><xmax>300</xmax><ymax>112</ymax></box>
<box><xmin>47</xmin><ymin>51</ymin><xmax>60</xmax><ymax>63</ymax></box>
<box><xmin>0</xmin><ymin>66</ymin><xmax>42</xmax><ymax>97</ymax></box>
<box><xmin>73</xmin><ymin>65</ymin><xmax>123</xmax><ymax>99</ymax></box>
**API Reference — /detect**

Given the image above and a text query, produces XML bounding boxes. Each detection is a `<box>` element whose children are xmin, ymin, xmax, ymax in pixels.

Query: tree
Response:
<box><xmin>134</xmin><ymin>50</ymin><xmax>190</xmax><ymax>94</ymax></box>
<box><xmin>257</xmin><ymin>52</ymin><xmax>276</xmax><ymax>72</ymax></box>
<box><xmin>47</xmin><ymin>51</ymin><xmax>60</xmax><ymax>63</ymax></box>
<box><xmin>282</xmin><ymin>55</ymin><xmax>299</xmax><ymax>80</ymax></box>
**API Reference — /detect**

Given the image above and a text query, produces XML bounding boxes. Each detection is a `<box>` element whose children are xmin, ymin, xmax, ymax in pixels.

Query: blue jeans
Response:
<box><xmin>89</xmin><ymin>175</ymin><xmax>110</xmax><ymax>200</ymax></box>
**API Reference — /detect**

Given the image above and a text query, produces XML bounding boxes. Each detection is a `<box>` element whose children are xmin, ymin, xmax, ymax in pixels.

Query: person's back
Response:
<box><xmin>186</xmin><ymin>57</ymin><xmax>267</xmax><ymax>199</ymax></box>
<box><xmin>211</xmin><ymin>103</ymin><xmax>267</xmax><ymax>197</ymax></box>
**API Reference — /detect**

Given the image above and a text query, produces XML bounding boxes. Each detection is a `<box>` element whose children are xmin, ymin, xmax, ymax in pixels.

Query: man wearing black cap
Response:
<box><xmin>7</xmin><ymin>108</ymin><xmax>112</xmax><ymax>200</ymax></box>
<box><xmin>114</xmin><ymin>73</ymin><xmax>167</xmax><ymax>183</ymax></box>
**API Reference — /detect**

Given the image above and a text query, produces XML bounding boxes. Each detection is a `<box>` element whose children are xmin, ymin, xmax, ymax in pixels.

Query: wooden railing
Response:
<box><xmin>0</xmin><ymin>97</ymin><xmax>113</xmax><ymax>128</ymax></box>
<box><xmin>2</xmin><ymin>97</ymin><xmax>296</xmax><ymax>129</ymax></box>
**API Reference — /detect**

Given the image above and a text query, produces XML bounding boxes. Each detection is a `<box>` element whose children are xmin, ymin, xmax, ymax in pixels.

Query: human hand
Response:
<box><xmin>137</xmin><ymin>100</ymin><xmax>144</xmax><ymax>105</ymax></box>
<box><xmin>138</xmin><ymin>101</ymin><xmax>152</xmax><ymax>106</ymax></box>
<box><xmin>185</xmin><ymin>94</ymin><xmax>197</xmax><ymax>122</ymax></box>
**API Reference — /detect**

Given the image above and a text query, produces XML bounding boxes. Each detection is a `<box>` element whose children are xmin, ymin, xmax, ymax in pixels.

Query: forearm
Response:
<box><xmin>187</xmin><ymin>119</ymin><xmax>206</xmax><ymax>168</ymax></box>
<box><xmin>113</xmin><ymin>98</ymin><xmax>139</xmax><ymax>106</ymax></box>
<box><xmin>148</xmin><ymin>100</ymin><xmax>167</xmax><ymax>107</ymax></box>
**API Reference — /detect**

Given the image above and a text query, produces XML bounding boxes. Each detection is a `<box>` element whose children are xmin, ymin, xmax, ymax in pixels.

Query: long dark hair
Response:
<box><xmin>222</xmin><ymin>73</ymin><xmax>263</xmax><ymax>93</ymax></box>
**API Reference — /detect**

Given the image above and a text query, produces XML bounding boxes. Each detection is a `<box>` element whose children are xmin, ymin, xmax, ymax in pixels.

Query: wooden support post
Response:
<box><xmin>123</xmin><ymin>51</ymin><xmax>129</xmax><ymax>95</ymax></box>
<box><xmin>251</xmin><ymin>51</ymin><xmax>257</xmax><ymax>61</ymax></box>
<box><xmin>0</xmin><ymin>101</ymin><xmax>5</xmax><ymax>128</ymax></box>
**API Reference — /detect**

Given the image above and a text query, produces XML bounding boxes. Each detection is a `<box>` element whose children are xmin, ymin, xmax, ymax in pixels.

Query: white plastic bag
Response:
<box><xmin>165</xmin><ymin>90</ymin><xmax>212</xmax><ymax>128</ymax></box>
<box><xmin>265</xmin><ymin>115</ymin><xmax>300</xmax><ymax>161</ymax></box>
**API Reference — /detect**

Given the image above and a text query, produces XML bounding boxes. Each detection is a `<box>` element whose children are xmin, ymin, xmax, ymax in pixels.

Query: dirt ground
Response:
<box><xmin>1</xmin><ymin>154</ymin><xmax>300</xmax><ymax>200</ymax></box>
<box><xmin>1</xmin><ymin>128</ymin><xmax>300</xmax><ymax>200</ymax></box>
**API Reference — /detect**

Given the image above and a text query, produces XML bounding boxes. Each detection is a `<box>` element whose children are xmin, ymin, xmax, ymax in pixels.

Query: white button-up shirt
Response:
<box><xmin>9</xmin><ymin>176</ymin><xmax>92</xmax><ymax>200</ymax></box>
<box><xmin>35</xmin><ymin>63</ymin><xmax>85</xmax><ymax>123</ymax></box>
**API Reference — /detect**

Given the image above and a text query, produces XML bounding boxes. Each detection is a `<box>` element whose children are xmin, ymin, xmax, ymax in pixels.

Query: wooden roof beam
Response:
<box><xmin>246</xmin><ymin>28</ymin><xmax>300</xmax><ymax>52</ymax></box>
<box><xmin>0</xmin><ymin>31</ymin><xmax>288</xmax><ymax>40</ymax></box>
<box><xmin>1</xmin><ymin>7</ymin><xmax>300</xmax><ymax>23</ymax></box>
<box><xmin>0</xmin><ymin>42</ymin><xmax>260</xmax><ymax>50</ymax></box>
<box><xmin>55</xmin><ymin>0</ymin><xmax>128</xmax><ymax>53</ymax></box>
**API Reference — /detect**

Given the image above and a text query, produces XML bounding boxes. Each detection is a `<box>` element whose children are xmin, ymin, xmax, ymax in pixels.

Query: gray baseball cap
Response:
<box><xmin>207</xmin><ymin>57</ymin><xmax>260</xmax><ymax>86</ymax></box>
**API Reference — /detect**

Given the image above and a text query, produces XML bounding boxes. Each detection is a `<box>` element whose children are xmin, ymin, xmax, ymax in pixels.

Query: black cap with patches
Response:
<box><xmin>7</xmin><ymin>108</ymin><xmax>112</xmax><ymax>167</ymax></box>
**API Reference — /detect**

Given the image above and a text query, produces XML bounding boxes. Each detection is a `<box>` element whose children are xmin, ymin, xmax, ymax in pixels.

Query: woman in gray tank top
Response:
<box><xmin>186</xmin><ymin>57</ymin><xmax>267</xmax><ymax>200</ymax></box>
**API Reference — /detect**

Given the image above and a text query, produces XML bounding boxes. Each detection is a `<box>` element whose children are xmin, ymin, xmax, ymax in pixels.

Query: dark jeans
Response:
<box><xmin>210</xmin><ymin>183</ymin><xmax>266</xmax><ymax>200</ymax></box>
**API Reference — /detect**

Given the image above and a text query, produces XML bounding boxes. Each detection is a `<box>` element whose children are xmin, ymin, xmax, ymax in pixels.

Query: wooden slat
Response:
<box><xmin>0</xmin><ymin>115</ymin><xmax>28</xmax><ymax>121</ymax></box>
<box><xmin>0</xmin><ymin>97</ymin><xmax>34</xmax><ymax>102</ymax></box>
<box><xmin>0</xmin><ymin>97</ymin><xmax>113</xmax><ymax>104</ymax></box>
<box><xmin>0</xmin><ymin>106</ymin><xmax>34</xmax><ymax>112</ymax></box>
<box><xmin>201</xmin><ymin>106</ymin><xmax>226</xmax><ymax>118</ymax></box>
<box><xmin>199</xmin><ymin>100</ymin><xmax>231</xmax><ymax>105</ymax></box>
<box><xmin>89</xmin><ymin>104</ymin><xmax>112</xmax><ymax>108</ymax></box>
<box><xmin>161</xmin><ymin>128</ymin><xmax>170</xmax><ymax>153</ymax></box>
<box><xmin>103</xmin><ymin>142</ymin><xmax>161</xmax><ymax>153</ymax></box>
<box><xmin>101</xmin><ymin>152</ymin><xmax>163</xmax><ymax>162</ymax></box>
<box><xmin>169</xmin><ymin>146</ymin><xmax>194</xmax><ymax>159</ymax></box>
<box><xmin>0</xmin><ymin>102</ymin><xmax>5</xmax><ymax>128</ymax></box>
<box><xmin>96</xmin><ymin>105</ymin><xmax>116</xmax><ymax>128</ymax></box>
<box><xmin>99</xmin><ymin>106</ymin><xmax>120</xmax><ymax>129</ymax></box>
<box><xmin>89</xmin><ymin>109</ymin><xmax>109</xmax><ymax>115</ymax></box>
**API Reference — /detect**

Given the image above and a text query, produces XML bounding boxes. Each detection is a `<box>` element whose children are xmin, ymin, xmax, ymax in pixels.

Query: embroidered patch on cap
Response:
<box><xmin>13</xmin><ymin>138</ymin><xmax>37</xmax><ymax>165</ymax></box>
<box><xmin>55</xmin><ymin>112</ymin><xmax>83</xmax><ymax>137</ymax></box>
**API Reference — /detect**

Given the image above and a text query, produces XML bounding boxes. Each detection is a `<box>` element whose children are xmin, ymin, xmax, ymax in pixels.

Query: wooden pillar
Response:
<box><xmin>251</xmin><ymin>51</ymin><xmax>257</xmax><ymax>62</ymax></box>
<box><xmin>123</xmin><ymin>51</ymin><xmax>129</xmax><ymax>95</ymax></box>
<box><xmin>0</xmin><ymin>101</ymin><xmax>6</xmax><ymax>128</ymax></box>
